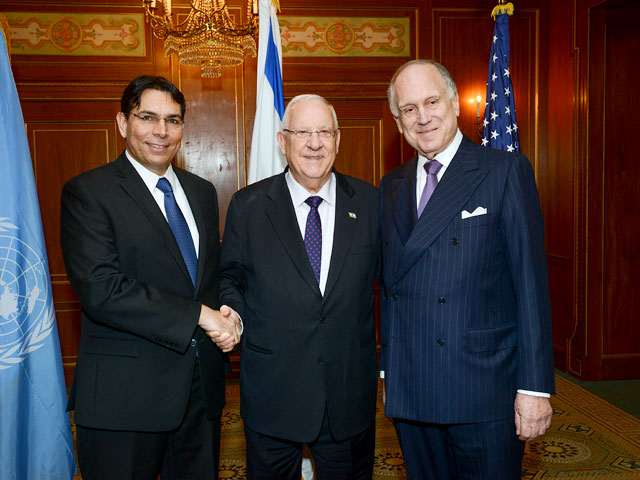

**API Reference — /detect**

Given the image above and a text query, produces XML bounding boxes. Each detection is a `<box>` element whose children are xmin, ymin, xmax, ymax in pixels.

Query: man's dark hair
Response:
<box><xmin>120</xmin><ymin>75</ymin><xmax>186</xmax><ymax>118</ymax></box>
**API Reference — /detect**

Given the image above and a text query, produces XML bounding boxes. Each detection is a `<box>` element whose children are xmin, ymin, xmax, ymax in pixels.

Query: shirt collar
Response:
<box><xmin>126</xmin><ymin>150</ymin><xmax>177</xmax><ymax>192</ymax></box>
<box><xmin>285</xmin><ymin>171</ymin><xmax>336</xmax><ymax>208</ymax></box>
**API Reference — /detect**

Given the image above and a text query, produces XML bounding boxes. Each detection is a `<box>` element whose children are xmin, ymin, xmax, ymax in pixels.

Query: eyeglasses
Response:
<box><xmin>283</xmin><ymin>129</ymin><xmax>338</xmax><ymax>140</ymax></box>
<box><xmin>130</xmin><ymin>112</ymin><xmax>184</xmax><ymax>130</ymax></box>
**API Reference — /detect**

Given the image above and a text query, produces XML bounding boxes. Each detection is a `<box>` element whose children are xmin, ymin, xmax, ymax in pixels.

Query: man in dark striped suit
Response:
<box><xmin>379</xmin><ymin>59</ymin><xmax>555</xmax><ymax>479</ymax></box>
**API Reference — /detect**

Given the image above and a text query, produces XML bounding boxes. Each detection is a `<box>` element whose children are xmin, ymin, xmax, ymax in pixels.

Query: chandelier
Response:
<box><xmin>142</xmin><ymin>0</ymin><xmax>258</xmax><ymax>78</ymax></box>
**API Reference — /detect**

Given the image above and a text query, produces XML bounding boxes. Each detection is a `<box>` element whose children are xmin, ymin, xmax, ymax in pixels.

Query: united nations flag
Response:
<box><xmin>0</xmin><ymin>19</ymin><xmax>76</xmax><ymax>479</ymax></box>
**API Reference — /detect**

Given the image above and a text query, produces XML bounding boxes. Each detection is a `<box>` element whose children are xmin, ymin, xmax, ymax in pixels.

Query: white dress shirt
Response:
<box><xmin>285</xmin><ymin>171</ymin><xmax>336</xmax><ymax>295</ymax></box>
<box><xmin>126</xmin><ymin>151</ymin><xmax>199</xmax><ymax>257</ymax></box>
<box><xmin>415</xmin><ymin>129</ymin><xmax>463</xmax><ymax>210</ymax></box>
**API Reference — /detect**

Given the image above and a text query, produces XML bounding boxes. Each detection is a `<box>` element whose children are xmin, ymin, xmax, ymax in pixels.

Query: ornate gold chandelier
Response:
<box><xmin>142</xmin><ymin>0</ymin><xmax>258</xmax><ymax>78</ymax></box>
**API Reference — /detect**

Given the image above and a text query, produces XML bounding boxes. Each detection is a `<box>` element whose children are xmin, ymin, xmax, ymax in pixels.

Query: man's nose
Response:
<box><xmin>416</xmin><ymin>105</ymin><xmax>431</xmax><ymax>124</ymax></box>
<box><xmin>153</xmin><ymin>118</ymin><xmax>169</xmax><ymax>136</ymax></box>
<box><xmin>306</xmin><ymin>131</ymin><xmax>323</xmax><ymax>148</ymax></box>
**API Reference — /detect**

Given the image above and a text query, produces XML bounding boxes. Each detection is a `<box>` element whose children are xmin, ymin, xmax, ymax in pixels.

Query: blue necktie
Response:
<box><xmin>156</xmin><ymin>178</ymin><xmax>198</xmax><ymax>286</ymax></box>
<box><xmin>304</xmin><ymin>196</ymin><xmax>323</xmax><ymax>284</ymax></box>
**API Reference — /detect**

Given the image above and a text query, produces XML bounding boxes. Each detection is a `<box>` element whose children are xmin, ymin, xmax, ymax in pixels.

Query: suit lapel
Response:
<box><xmin>388</xmin><ymin>160</ymin><xmax>417</xmax><ymax>246</ymax></box>
<box><xmin>323</xmin><ymin>173</ymin><xmax>358</xmax><ymax>300</ymax></box>
<box><xmin>394</xmin><ymin>137</ymin><xmax>489</xmax><ymax>282</ymax></box>
<box><xmin>265</xmin><ymin>174</ymin><xmax>321</xmax><ymax>296</ymax></box>
<box><xmin>115</xmin><ymin>155</ymin><xmax>194</xmax><ymax>287</ymax></box>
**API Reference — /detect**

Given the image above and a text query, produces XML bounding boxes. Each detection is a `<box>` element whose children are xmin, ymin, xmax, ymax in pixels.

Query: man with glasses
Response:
<box><xmin>219</xmin><ymin>94</ymin><xmax>379</xmax><ymax>479</ymax></box>
<box><xmin>60</xmin><ymin>75</ymin><xmax>241</xmax><ymax>479</ymax></box>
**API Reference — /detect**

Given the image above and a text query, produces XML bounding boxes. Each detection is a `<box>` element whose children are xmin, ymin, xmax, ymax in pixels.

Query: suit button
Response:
<box><xmin>390</xmin><ymin>293</ymin><xmax>398</xmax><ymax>301</ymax></box>
<box><xmin>191</xmin><ymin>338</ymin><xmax>197</xmax><ymax>347</ymax></box>
<box><xmin>437</xmin><ymin>339</ymin><xmax>445</xmax><ymax>346</ymax></box>
<box><xmin>438</xmin><ymin>297</ymin><xmax>446</xmax><ymax>304</ymax></box>
<box><xmin>451</xmin><ymin>237</ymin><xmax>459</xmax><ymax>245</ymax></box>
<box><xmin>320</xmin><ymin>317</ymin><xmax>327</xmax><ymax>324</ymax></box>
<box><xmin>318</xmin><ymin>357</ymin><xmax>324</xmax><ymax>364</ymax></box>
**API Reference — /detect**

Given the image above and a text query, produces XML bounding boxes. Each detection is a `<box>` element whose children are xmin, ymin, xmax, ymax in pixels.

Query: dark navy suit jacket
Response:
<box><xmin>380</xmin><ymin>135</ymin><xmax>555</xmax><ymax>424</ymax></box>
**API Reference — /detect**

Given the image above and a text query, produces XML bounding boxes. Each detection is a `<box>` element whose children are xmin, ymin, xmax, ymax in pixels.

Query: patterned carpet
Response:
<box><xmin>72</xmin><ymin>374</ymin><xmax>640</xmax><ymax>479</ymax></box>
<box><xmin>219</xmin><ymin>375</ymin><xmax>640</xmax><ymax>479</ymax></box>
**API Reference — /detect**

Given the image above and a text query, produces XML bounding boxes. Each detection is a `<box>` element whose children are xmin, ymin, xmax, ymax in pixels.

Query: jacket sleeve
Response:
<box><xmin>500</xmin><ymin>154</ymin><xmax>555</xmax><ymax>394</ymax></box>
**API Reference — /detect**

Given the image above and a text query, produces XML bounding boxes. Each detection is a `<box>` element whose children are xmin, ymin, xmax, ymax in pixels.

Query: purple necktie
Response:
<box><xmin>304</xmin><ymin>196</ymin><xmax>323</xmax><ymax>283</ymax></box>
<box><xmin>417</xmin><ymin>159</ymin><xmax>442</xmax><ymax>217</ymax></box>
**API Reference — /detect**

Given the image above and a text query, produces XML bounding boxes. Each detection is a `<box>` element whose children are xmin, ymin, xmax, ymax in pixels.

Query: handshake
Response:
<box><xmin>198</xmin><ymin>305</ymin><xmax>242</xmax><ymax>353</ymax></box>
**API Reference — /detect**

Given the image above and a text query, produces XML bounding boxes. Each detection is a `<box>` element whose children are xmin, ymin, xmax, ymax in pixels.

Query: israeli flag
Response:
<box><xmin>247</xmin><ymin>0</ymin><xmax>286</xmax><ymax>184</ymax></box>
<box><xmin>0</xmin><ymin>28</ymin><xmax>76</xmax><ymax>479</ymax></box>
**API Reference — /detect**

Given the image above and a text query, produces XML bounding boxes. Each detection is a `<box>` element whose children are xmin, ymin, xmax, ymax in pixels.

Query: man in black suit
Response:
<box><xmin>219</xmin><ymin>94</ymin><xmax>379</xmax><ymax>480</ymax></box>
<box><xmin>61</xmin><ymin>75</ymin><xmax>241</xmax><ymax>480</ymax></box>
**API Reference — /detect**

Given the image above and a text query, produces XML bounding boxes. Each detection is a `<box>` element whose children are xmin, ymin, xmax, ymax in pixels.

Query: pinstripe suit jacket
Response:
<box><xmin>379</xmin><ymin>135</ymin><xmax>555</xmax><ymax>424</ymax></box>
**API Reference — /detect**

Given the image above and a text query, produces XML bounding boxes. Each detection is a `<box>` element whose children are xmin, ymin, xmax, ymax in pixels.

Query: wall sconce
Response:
<box><xmin>470</xmin><ymin>95</ymin><xmax>484</xmax><ymax>138</ymax></box>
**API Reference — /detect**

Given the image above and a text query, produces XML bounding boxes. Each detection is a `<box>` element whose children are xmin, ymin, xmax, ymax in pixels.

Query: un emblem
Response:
<box><xmin>0</xmin><ymin>218</ymin><xmax>55</xmax><ymax>370</ymax></box>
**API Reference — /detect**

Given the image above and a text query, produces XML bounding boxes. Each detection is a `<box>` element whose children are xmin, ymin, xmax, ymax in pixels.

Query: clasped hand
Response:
<box><xmin>198</xmin><ymin>305</ymin><xmax>241</xmax><ymax>352</ymax></box>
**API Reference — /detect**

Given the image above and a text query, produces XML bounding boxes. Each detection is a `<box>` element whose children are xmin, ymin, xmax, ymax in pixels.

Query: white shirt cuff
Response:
<box><xmin>517</xmin><ymin>389</ymin><xmax>550</xmax><ymax>398</ymax></box>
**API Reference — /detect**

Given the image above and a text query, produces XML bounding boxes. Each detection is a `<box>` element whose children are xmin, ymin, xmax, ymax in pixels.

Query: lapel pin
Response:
<box><xmin>348</xmin><ymin>212</ymin><xmax>357</xmax><ymax>219</ymax></box>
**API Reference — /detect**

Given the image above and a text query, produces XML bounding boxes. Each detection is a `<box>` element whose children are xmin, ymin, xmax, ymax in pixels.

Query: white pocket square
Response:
<box><xmin>461</xmin><ymin>207</ymin><xmax>487</xmax><ymax>219</ymax></box>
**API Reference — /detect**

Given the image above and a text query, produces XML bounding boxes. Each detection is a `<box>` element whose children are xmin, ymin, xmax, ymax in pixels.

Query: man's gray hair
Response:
<box><xmin>281</xmin><ymin>94</ymin><xmax>339</xmax><ymax>130</ymax></box>
<box><xmin>387</xmin><ymin>59</ymin><xmax>458</xmax><ymax>117</ymax></box>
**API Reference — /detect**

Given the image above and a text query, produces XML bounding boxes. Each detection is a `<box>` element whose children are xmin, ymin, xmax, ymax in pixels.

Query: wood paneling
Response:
<box><xmin>545</xmin><ymin>0</ymin><xmax>576</xmax><ymax>373</ymax></box>
<box><xmin>28</xmin><ymin>123</ymin><xmax>115</xmax><ymax>272</ymax></box>
<box><xmin>600</xmin><ymin>15</ymin><xmax>640</xmax><ymax>359</ymax></box>
<box><xmin>178</xmin><ymin>64</ymin><xmax>250</xmax><ymax>232</ymax></box>
<box><xmin>569</xmin><ymin>0</ymin><xmax>640</xmax><ymax>380</ymax></box>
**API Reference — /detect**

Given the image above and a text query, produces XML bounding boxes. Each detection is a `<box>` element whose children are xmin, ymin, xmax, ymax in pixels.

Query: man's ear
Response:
<box><xmin>116</xmin><ymin>112</ymin><xmax>128</xmax><ymax>139</ymax></box>
<box><xmin>276</xmin><ymin>130</ymin><xmax>287</xmax><ymax>156</ymax></box>
<box><xmin>393</xmin><ymin>115</ymin><xmax>404</xmax><ymax>134</ymax></box>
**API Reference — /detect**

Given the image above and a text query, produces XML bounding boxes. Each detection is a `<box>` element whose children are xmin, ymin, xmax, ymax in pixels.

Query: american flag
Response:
<box><xmin>481</xmin><ymin>7</ymin><xmax>519</xmax><ymax>153</ymax></box>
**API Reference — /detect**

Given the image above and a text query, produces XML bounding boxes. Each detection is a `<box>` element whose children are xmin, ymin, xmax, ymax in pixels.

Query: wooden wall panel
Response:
<box><xmin>601</xmin><ymin>18</ymin><xmax>640</xmax><ymax>360</ymax></box>
<box><xmin>548</xmin><ymin>257</ymin><xmax>573</xmax><ymax>372</ymax></box>
<box><xmin>55</xmin><ymin>305</ymin><xmax>82</xmax><ymax>384</ymax></box>
<box><xmin>545</xmin><ymin>0</ymin><xmax>576</xmax><ymax>374</ymax></box>
<box><xmin>178</xmin><ymin>65</ymin><xmax>250</xmax><ymax>233</ymax></box>
<box><xmin>335</xmin><ymin>123</ymin><xmax>378</xmax><ymax>185</ymax></box>
<box><xmin>29</xmin><ymin>124</ymin><xmax>114</xmax><ymax>273</ymax></box>
<box><xmin>570</xmin><ymin>0</ymin><xmax>640</xmax><ymax>380</ymax></box>
<box><xmin>332</xmin><ymin>99</ymin><xmax>395</xmax><ymax>185</ymax></box>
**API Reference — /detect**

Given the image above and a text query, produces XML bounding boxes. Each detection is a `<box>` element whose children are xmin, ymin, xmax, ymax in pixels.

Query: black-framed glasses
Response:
<box><xmin>130</xmin><ymin>112</ymin><xmax>184</xmax><ymax>130</ymax></box>
<box><xmin>283</xmin><ymin>128</ymin><xmax>338</xmax><ymax>140</ymax></box>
